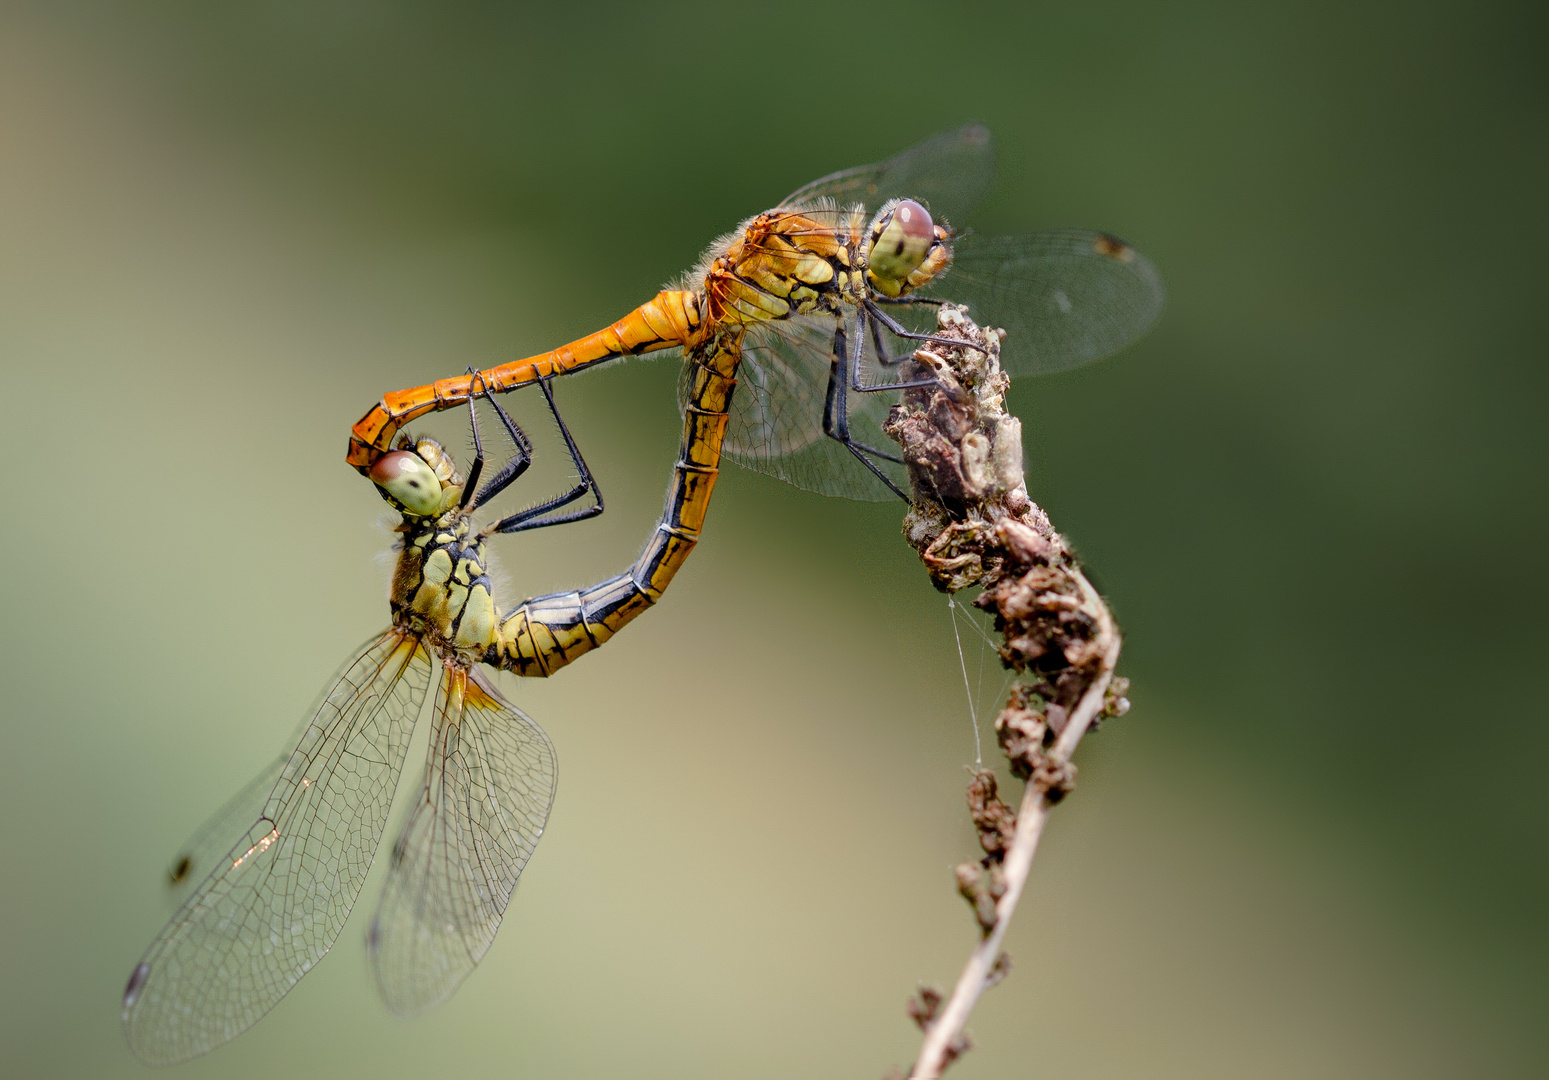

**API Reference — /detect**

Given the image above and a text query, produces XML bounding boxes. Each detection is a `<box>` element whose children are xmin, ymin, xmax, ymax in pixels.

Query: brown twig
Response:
<box><xmin>881</xmin><ymin>306</ymin><xmax>1128</xmax><ymax>1079</ymax></box>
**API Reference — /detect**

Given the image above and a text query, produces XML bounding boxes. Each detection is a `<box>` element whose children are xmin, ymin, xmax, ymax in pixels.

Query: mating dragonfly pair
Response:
<box><xmin>121</xmin><ymin>125</ymin><xmax>1164</xmax><ymax>1065</ymax></box>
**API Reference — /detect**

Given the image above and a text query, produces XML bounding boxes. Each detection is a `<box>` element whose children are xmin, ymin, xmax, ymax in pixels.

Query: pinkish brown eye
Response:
<box><xmin>369</xmin><ymin>450</ymin><xmax>443</xmax><ymax>516</ymax></box>
<box><xmin>866</xmin><ymin>199</ymin><xmax>937</xmax><ymax>289</ymax></box>
<box><xmin>890</xmin><ymin>199</ymin><xmax>934</xmax><ymax>244</ymax></box>
<box><xmin>368</xmin><ymin>451</ymin><xmax>415</xmax><ymax>485</ymax></box>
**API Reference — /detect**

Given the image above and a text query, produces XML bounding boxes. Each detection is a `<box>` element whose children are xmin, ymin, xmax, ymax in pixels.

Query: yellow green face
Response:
<box><xmin>865</xmin><ymin>199</ymin><xmax>935</xmax><ymax>295</ymax></box>
<box><xmin>369</xmin><ymin>449</ymin><xmax>444</xmax><ymax>516</ymax></box>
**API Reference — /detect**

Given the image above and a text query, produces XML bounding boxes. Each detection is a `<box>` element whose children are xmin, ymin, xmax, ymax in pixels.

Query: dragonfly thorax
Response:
<box><xmin>376</xmin><ymin>437</ymin><xmax>496</xmax><ymax>657</ymax></box>
<box><xmin>705</xmin><ymin>207</ymin><xmax>867</xmax><ymax>326</ymax></box>
<box><xmin>702</xmin><ymin>198</ymin><xmax>955</xmax><ymax>334</ymax></box>
<box><xmin>391</xmin><ymin>511</ymin><xmax>498</xmax><ymax>658</ymax></box>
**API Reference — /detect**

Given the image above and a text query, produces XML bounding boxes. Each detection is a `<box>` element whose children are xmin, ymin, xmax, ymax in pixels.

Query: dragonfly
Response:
<box><xmin>122</xmin><ymin>125</ymin><xmax>1162</xmax><ymax>1066</ymax></box>
<box><xmin>120</xmin><ymin>370</ymin><xmax>731</xmax><ymax>1066</ymax></box>
<box><xmin>347</xmin><ymin>123</ymin><xmax>1165</xmax><ymax>500</ymax></box>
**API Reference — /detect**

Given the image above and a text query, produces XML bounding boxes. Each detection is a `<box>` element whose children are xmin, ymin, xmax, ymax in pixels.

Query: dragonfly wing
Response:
<box><xmin>692</xmin><ymin>317</ymin><xmax>903</xmax><ymax>501</ymax></box>
<box><xmin>161</xmin><ymin>674</ymin><xmax>347</xmax><ymax>899</ymax></box>
<box><xmin>121</xmin><ymin>630</ymin><xmax>432</xmax><ymax>1067</ymax></box>
<box><xmin>699</xmin><ymin>317</ymin><xmax>829</xmax><ymax>457</ymax></box>
<box><xmin>778</xmin><ymin>123</ymin><xmax>995</xmax><ymax>226</ymax></box>
<box><xmin>367</xmin><ymin>664</ymin><xmax>556</xmax><ymax>1018</ymax></box>
<box><xmin>929</xmin><ymin>230</ymin><xmax>1165</xmax><ymax>376</ymax></box>
<box><xmin>163</xmin><ymin>753</ymin><xmax>288</xmax><ymax>899</ymax></box>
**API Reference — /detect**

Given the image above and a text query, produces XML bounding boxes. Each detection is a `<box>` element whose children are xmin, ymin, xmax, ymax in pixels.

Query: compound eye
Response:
<box><xmin>868</xmin><ymin>199</ymin><xmax>936</xmax><ymax>285</ymax></box>
<box><xmin>369</xmin><ymin>451</ymin><xmax>443</xmax><ymax>516</ymax></box>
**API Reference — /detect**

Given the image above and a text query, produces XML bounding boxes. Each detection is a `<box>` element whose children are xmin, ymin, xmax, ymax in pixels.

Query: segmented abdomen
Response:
<box><xmin>489</xmin><ymin>326</ymin><xmax>742</xmax><ymax>677</ymax></box>
<box><xmin>348</xmin><ymin>289</ymin><xmax>702</xmax><ymax>470</ymax></box>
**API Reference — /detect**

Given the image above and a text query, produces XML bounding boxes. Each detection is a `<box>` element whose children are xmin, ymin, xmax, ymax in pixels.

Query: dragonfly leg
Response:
<box><xmin>872</xmin><ymin>294</ymin><xmax>947</xmax><ymax>307</ymax></box>
<box><xmin>851</xmin><ymin>308</ymin><xmax>938</xmax><ymax>395</ymax></box>
<box><xmin>867</xmin><ymin>312</ymin><xmax>904</xmax><ymax>369</ymax></box>
<box><xmin>464</xmin><ymin>370</ymin><xmax>535</xmax><ymax>510</ymax></box>
<box><xmin>458</xmin><ymin>370</ymin><xmax>494</xmax><ymax>509</ymax></box>
<box><xmin>865</xmin><ymin>299</ymin><xmax>988</xmax><ymax>360</ymax></box>
<box><xmin>866</xmin><ymin>307</ymin><xmax>948</xmax><ymax>371</ymax></box>
<box><xmin>868</xmin><ymin>297</ymin><xmax>950</xmax><ymax>368</ymax></box>
<box><xmin>822</xmin><ymin>318</ymin><xmax>909</xmax><ymax>502</ymax></box>
<box><xmin>478</xmin><ymin>377</ymin><xmax>604</xmax><ymax>536</ymax></box>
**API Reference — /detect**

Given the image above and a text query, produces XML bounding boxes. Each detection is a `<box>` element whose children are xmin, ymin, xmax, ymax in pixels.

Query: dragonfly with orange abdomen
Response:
<box><xmin>120</xmin><ymin>126</ymin><xmax>1163</xmax><ymax>1067</ymax></box>
<box><xmin>348</xmin><ymin>124</ymin><xmax>1164</xmax><ymax>501</ymax></box>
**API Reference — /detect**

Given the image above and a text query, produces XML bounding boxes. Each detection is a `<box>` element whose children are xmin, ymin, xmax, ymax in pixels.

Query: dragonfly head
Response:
<box><xmin>369</xmin><ymin>437</ymin><xmax>463</xmax><ymax>518</ymax></box>
<box><xmin>864</xmin><ymin>199</ymin><xmax>939</xmax><ymax>297</ymax></box>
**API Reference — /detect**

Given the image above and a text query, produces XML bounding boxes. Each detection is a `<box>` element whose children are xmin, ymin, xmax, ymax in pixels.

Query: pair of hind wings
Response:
<box><xmin>122</xmin><ymin>630</ymin><xmax>556</xmax><ymax>1067</ymax></box>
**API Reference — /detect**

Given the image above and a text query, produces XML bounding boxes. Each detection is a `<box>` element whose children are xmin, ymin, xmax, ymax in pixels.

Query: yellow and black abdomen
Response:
<box><xmin>485</xmin><ymin>215</ymin><xmax>857</xmax><ymax>678</ymax></box>
<box><xmin>487</xmin><ymin>325</ymin><xmax>741</xmax><ymax>678</ymax></box>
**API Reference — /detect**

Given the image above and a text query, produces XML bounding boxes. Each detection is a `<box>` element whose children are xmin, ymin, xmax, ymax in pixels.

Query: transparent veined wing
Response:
<box><xmin>778</xmin><ymin>123</ymin><xmax>995</xmax><ymax>226</ymax></box>
<box><xmin>162</xmin><ymin>677</ymin><xmax>340</xmax><ymax>897</ymax></box>
<box><xmin>927</xmin><ymin>229</ymin><xmax>1165</xmax><ymax>376</ymax></box>
<box><xmin>367</xmin><ymin>665</ymin><xmax>556</xmax><ymax>1017</ymax></box>
<box><xmin>678</xmin><ymin>315</ymin><xmax>905</xmax><ymax>501</ymax></box>
<box><xmin>164</xmin><ymin>754</ymin><xmax>288</xmax><ymax>895</ymax></box>
<box><xmin>122</xmin><ymin>630</ymin><xmax>432</xmax><ymax>1067</ymax></box>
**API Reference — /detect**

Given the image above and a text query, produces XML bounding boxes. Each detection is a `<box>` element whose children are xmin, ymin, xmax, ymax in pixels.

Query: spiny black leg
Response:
<box><xmin>499</xmin><ymin>376</ymin><xmax>604</xmax><ymax>527</ymax></box>
<box><xmin>821</xmin><ymin>316</ymin><xmax>909</xmax><ymax>502</ymax></box>
<box><xmin>468</xmin><ymin>379</ymin><xmax>536</xmax><ymax>509</ymax></box>
<box><xmin>848</xmin><ymin>449</ymin><xmax>908</xmax><ymax>500</ymax></box>
<box><xmin>864</xmin><ymin>307</ymin><xmax>951</xmax><ymax>372</ymax></box>
<box><xmin>459</xmin><ymin>369</ymin><xmax>487</xmax><ymax>510</ymax></box>
<box><xmin>850</xmin><ymin>308</ymin><xmax>937</xmax><ymax>396</ymax></box>
<box><xmin>868</xmin><ymin>311</ymin><xmax>900</xmax><ymax>369</ymax></box>
<box><xmin>873</xmin><ymin>294</ymin><xmax>947</xmax><ymax>307</ymax></box>
<box><xmin>488</xmin><ymin>498</ymin><xmax>603</xmax><ymax>535</ymax></box>
<box><xmin>827</xmin><ymin>317</ymin><xmax>907</xmax><ymax>464</ymax></box>
<box><xmin>480</xmin><ymin>377</ymin><xmax>604</xmax><ymax>535</ymax></box>
<box><xmin>865</xmin><ymin>298</ymin><xmax>988</xmax><ymax>360</ymax></box>
<box><xmin>821</xmin><ymin>324</ymin><xmax>844</xmax><ymax>441</ymax></box>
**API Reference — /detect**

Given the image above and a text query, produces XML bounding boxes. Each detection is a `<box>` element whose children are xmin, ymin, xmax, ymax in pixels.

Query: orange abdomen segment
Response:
<box><xmin>347</xmin><ymin>289</ymin><xmax>701</xmax><ymax>471</ymax></box>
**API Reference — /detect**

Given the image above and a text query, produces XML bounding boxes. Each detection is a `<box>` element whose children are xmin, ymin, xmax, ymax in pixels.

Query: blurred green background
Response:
<box><xmin>1</xmin><ymin>1</ymin><xmax>1543</xmax><ymax>1077</ymax></box>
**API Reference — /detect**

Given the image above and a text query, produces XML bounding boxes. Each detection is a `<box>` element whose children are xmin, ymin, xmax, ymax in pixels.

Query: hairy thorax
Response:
<box><xmin>700</xmin><ymin>205</ymin><xmax>953</xmax><ymax>330</ymax></box>
<box><xmin>705</xmin><ymin>210</ymin><xmax>867</xmax><ymax>326</ymax></box>
<box><xmin>390</xmin><ymin>514</ymin><xmax>498</xmax><ymax>660</ymax></box>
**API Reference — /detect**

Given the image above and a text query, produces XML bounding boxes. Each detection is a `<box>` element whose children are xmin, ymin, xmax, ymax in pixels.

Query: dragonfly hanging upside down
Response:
<box><xmin>348</xmin><ymin>123</ymin><xmax>1165</xmax><ymax>500</ymax></box>
<box><xmin>120</xmin><ymin>365</ymin><xmax>737</xmax><ymax>1065</ymax></box>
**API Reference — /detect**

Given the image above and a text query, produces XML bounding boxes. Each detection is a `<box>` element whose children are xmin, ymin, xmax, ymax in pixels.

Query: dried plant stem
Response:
<box><xmin>912</xmin><ymin>574</ymin><xmax>1118</xmax><ymax>1079</ymax></box>
<box><xmin>882</xmin><ymin>306</ymin><xmax>1127</xmax><ymax>1079</ymax></box>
